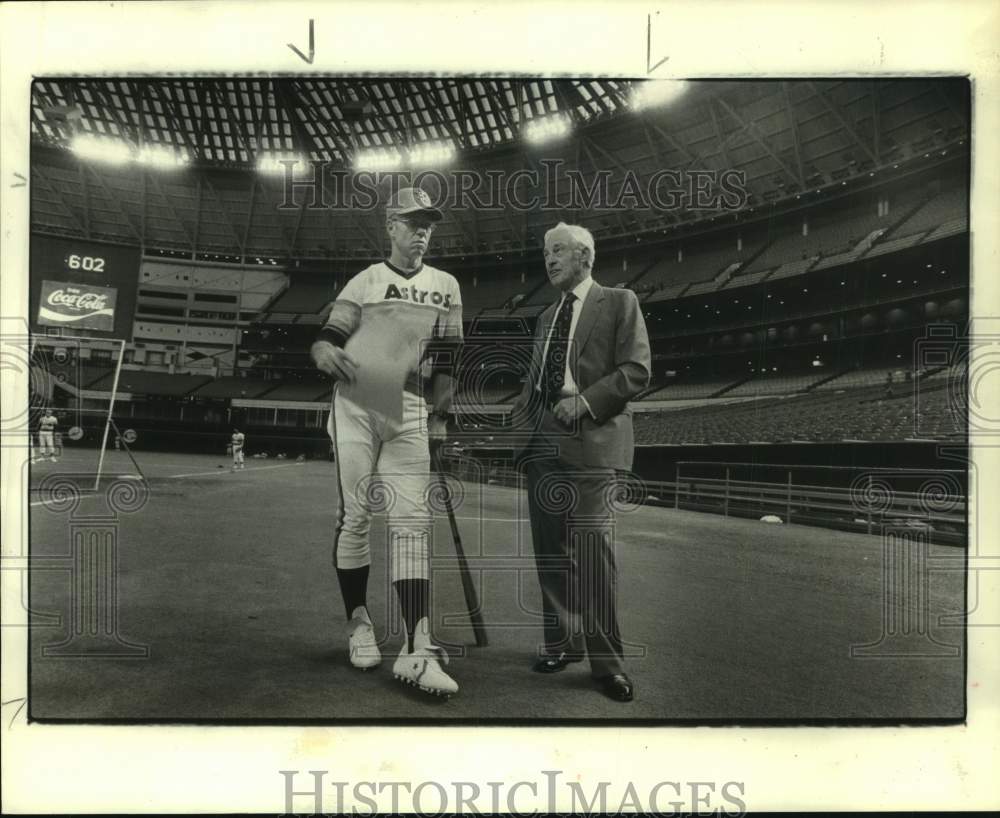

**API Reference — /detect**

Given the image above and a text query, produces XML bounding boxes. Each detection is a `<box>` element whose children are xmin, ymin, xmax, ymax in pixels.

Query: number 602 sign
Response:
<box><xmin>65</xmin><ymin>254</ymin><xmax>106</xmax><ymax>273</ymax></box>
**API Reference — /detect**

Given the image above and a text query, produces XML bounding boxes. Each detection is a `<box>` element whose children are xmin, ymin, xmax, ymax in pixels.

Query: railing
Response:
<box><xmin>443</xmin><ymin>457</ymin><xmax>967</xmax><ymax>547</ymax></box>
<box><xmin>671</xmin><ymin>462</ymin><xmax>966</xmax><ymax>545</ymax></box>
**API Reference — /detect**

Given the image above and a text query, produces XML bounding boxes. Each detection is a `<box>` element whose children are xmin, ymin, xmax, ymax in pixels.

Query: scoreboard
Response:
<box><xmin>29</xmin><ymin>236</ymin><xmax>141</xmax><ymax>340</ymax></box>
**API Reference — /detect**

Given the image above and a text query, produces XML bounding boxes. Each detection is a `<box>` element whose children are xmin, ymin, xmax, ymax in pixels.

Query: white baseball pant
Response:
<box><xmin>38</xmin><ymin>431</ymin><xmax>56</xmax><ymax>456</ymax></box>
<box><xmin>327</xmin><ymin>388</ymin><xmax>431</xmax><ymax>583</ymax></box>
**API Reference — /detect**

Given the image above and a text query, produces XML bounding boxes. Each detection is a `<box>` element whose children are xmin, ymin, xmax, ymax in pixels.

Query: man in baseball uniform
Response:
<box><xmin>311</xmin><ymin>187</ymin><xmax>463</xmax><ymax>697</ymax></box>
<box><xmin>37</xmin><ymin>408</ymin><xmax>58</xmax><ymax>462</ymax></box>
<box><xmin>231</xmin><ymin>428</ymin><xmax>246</xmax><ymax>471</ymax></box>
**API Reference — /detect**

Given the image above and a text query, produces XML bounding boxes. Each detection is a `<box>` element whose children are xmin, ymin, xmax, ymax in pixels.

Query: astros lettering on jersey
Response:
<box><xmin>320</xmin><ymin>259</ymin><xmax>463</xmax><ymax>396</ymax></box>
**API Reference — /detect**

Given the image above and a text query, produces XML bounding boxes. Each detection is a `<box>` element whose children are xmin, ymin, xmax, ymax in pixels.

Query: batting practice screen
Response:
<box><xmin>29</xmin><ymin>235</ymin><xmax>140</xmax><ymax>340</ymax></box>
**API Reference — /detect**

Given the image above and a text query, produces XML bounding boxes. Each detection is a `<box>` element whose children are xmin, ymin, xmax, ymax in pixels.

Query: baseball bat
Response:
<box><xmin>431</xmin><ymin>444</ymin><xmax>489</xmax><ymax>647</ymax></box>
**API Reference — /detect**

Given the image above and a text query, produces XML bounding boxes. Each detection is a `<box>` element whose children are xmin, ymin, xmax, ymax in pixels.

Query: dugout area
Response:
<box><xmin>27</xmin><ymin>449</ymin><xmax>964</xmax><ymax>723</ymax></box>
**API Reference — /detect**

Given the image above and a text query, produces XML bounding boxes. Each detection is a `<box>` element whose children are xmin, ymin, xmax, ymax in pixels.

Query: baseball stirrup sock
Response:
<box><xmin>337</xmin><ymin>565</ymin><xmax>370</xmax><ymax>620</ymax></box>
<box><xmin>390</xmin><ymin>529</ymin><xmax>430</xmax><ymax>582</ymax></box>
<box><xmin>393</xmin><ymin>578</ymin><xmax>430</xmax><ymax>651</ymax></box>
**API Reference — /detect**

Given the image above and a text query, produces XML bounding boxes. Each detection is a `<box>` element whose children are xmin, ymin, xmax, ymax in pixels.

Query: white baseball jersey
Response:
<box><xmin>38</xmin><ymin>413</ymin><xmax>58</xmax><ymax>457</ymax></box>
<box><xmin>231</xmin><ymin>432</ymin><xmax>245</xmax><ymax>451</ymax></box>
<box><xmin>321</xmin><ymin>259</ymin><xmax>463</xmax><ymax>584</ymax></box>
<box><xmin>320</xmin><ymin>260</ymin><xmax>463</xmax><ymax>396</ymax></box>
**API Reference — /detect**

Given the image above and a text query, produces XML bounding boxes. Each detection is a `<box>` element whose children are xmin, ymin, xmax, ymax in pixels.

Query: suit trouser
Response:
<box><xmin>524</xmin><ymin>419</ymin><xmax>625</xmax><ymax>678</ymax></box>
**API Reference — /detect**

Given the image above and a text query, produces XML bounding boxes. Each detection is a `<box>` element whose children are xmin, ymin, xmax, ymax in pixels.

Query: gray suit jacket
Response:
<box><xmin>513</xmin><ymin>282</ymin><xmax>651</xmax><ymax>470</ymax></box>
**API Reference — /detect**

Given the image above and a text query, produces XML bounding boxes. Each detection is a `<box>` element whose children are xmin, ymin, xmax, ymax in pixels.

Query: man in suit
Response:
<box><xmin>512</xmin><ymin>222</ymin><xmax>651</xmax><ymax>703</ymax></box>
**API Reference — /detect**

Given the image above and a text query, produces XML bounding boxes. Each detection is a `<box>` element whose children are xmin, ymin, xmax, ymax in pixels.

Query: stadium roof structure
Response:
<box><xmin>32</xmin><ymin>78</ymin><xmax>641</xmax><ymax>163</ymax></box>
<box><xmin>30</xmin><ymin>78</ymin><xmax>967</xmax><ymax>262</ymax></box>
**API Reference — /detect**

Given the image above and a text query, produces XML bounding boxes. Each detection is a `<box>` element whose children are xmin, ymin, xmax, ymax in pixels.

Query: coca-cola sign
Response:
<box><xmin>38</xmin><ymin>280</ymin><xmax>117</xmax><ymax>331</ymax></box>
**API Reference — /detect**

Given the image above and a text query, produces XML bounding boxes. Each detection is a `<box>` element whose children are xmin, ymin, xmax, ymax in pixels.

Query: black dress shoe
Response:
<box><xmin>532</xmin><ymin>652</ymin><xmax>585</xmax><ymax>673</ymax></box>
<box><xmin>600</xmin><ymin>673</ymin><xmax>635</xmax><ymax>702</ymax></box>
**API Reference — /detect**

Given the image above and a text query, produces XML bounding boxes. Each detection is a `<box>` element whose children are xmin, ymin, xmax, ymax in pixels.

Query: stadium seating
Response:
<box><xmin>923</xmin><ymin>216</ymin><xmax>967</xmax><ymax>243</ymax></box>
<box><xmin>814</xmin><ymin>366</ymin><xmax>914</xmax><ymax>391</ymax></box>
<box><xmin>31</xmin><ymin>355</ymin><xmax>114</xmax><ymax>391</ymax></box>
<box><xmin>191</xmin><ymin>377</ymin><xmax>275</xmax><ymax>399</ymax></box>
<box><xmin>632</xmin><ymin>379</ymin><xmax>962</xmax><ymax>445</ymax></box>
<box><xmin>745</xmin><ymin>205</ymin><xmax>888</xmax><ymax>274</ymax></box>
<box><xmin>463</xmin><ymin>273</ymin><xmax>529</xmax><ymax>313</ymax></box>
<box><xmin>78</xmin><ymin>365</ymin><xmax>116</xmax><ymax>389</ymax></box>
<box><xmin>643</xmin><ymin>281</ymin><xmax>695</xmax><ymax>303</ymax></box>
<box><xmin>909</xmin><ymin>386</ymin><xmax>965</xmax><ymax>439</ymax></box>
<box><xmin>89</xmin><ymin>370</ymin><xmax>213</xmax><ymax>397</ymax></box>
<box><xmin>863</xmin><ymin>232</ymin><xmax>927</xmax><ymax>258</ymax></box>
<box><xmin>812</xmin><ymin>247</ymin><xmax>865</xmax><ymax>271</ymax></box>
<box><xmin>257</xmin><ymin>382</ymin><xmax>331</xmax><ymax>401</ymax></box>
<box><xmin>918</xmin><ymin>361</ymin><xmax>965</xmax><ymax>386</ymax></box>
<box><xmin>719</xmin><ymin>268</ymin><xmax>773</xmax><ymax>290</ymax></box>
<box><xmin>634</xmin><ymin>242</ymin><xmax>745</xmax><ymax>291</ymax></box>
<box><xmin>520</xmin><ymin>274</ymin><xmax>556</xmax><ymax>306</ymax></box>
<box><xmin>803</xmin><ymin>206</ymin><xmax>889</xmax><ymax>255</ymax></box>
<box><xmin>722</xmin><ymin>370</ymin><xmax>833</xmax><ymax>398</ymax></box>
<box><xmin>266</xmin><ymin>283</ymin><xmax>336</xmax><ymax>315</ymax></box>
<box><xmin>885</xmin><ymin>185</ymin><xmax>966</xmax><ymax>240</ymax></box>
<box><xmin>640</xmin><ymin>376</ymin><xmax>744</xmax><ymax>401</ymax></box>
<box><xmin>766</xmin><ymin>257</ymin><xmax>820</xmax><ymax>282</ymax></box>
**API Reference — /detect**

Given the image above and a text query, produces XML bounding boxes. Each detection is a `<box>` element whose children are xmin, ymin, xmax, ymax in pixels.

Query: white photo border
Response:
<box><xmin>1</xmin><ymin>0</ymin><xmax>998</xmax><ymax>813</ymax></box>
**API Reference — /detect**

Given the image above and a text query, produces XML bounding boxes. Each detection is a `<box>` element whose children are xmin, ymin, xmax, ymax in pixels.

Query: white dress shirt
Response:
<box><xmin>537</xmin><ymin>276</ymin><xmax>596</xmax><ymax>416</ymax></box>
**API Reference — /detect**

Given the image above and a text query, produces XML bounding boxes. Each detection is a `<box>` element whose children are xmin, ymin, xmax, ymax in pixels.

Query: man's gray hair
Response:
<box><xmin>545</xmin><ymin>222</ymin><xmax>596</xmax><ymax>270</ymax></box>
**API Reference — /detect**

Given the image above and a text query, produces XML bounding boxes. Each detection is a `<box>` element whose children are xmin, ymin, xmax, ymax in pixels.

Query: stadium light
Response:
<box><xmin>408</xmin><ymin>140</ymin><xmax>455</xmax><ymax>166</ymax></box>
<box><xmin>70</xmin><ymin>134</ymin><xmax>133</xmax><ymax>165</ymax></box>
<box><xmin>136</xmin><ymin>145</ymin><xmax>190</xmax><ymax>169</ymax></box>
<box><xmin>630</xmin><ymin>80</ymin><xmax>690</xmax><ymax>111</ymax></box>
<box><xmin>256</xmin><ymin>153</ymin><xmax>307</xmax><ymax>176</ymax></box>
<box><xmin>524</xmin><ymin>115</ymin><xmax>571</xmax><ymax>145</ymax></box>
<box><xmin>354</xmin><ymin>148</ymin><xmax>403</xmax><ymax>172</ymax></box>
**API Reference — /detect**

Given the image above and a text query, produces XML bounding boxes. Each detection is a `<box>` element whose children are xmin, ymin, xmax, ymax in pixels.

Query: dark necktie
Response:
<box><xmin>542</xmin><ymin>292</ymin><xmax>576</xmax><ymax>405</ymax></box>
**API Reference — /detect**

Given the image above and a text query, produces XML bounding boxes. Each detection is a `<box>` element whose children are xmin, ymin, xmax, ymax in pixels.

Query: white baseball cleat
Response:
<box><xmin>348</xmin><ymin>617</ymin><xmax>381</xmax><ymax>670</ymax></box>
<box><xmin>392</xmin><ymin>644</ymin><xmax>458</xmax><ymax>697</ymax></box>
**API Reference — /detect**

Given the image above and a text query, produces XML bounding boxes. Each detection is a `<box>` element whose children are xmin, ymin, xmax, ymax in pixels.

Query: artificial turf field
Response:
<box><xmin>25</xmin><ymin>449</ymin><xmax>965</xmax><ymax>723</ymax></box>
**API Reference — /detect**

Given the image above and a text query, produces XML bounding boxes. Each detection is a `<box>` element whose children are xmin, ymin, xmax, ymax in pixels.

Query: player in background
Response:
<box><xmin>37</xmin><ymin>408</ymin><xmax>59</xmax><ymax>462</ymax></box>
<box><xmin>311</xmin><ymin>187</ymin><xmax>463</xmax><ymax>697</ymax></box>
<box><xmin>231</xmin><ymin>428</ymin><xmax>246</xmax><ymax>471</ymax></box>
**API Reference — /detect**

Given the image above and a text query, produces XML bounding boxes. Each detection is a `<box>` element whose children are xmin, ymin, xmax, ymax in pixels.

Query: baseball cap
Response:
<box><xmin>386</xmin><ymin>187</ymin><xmax>443</xmax><ymax>222</ymax></box>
